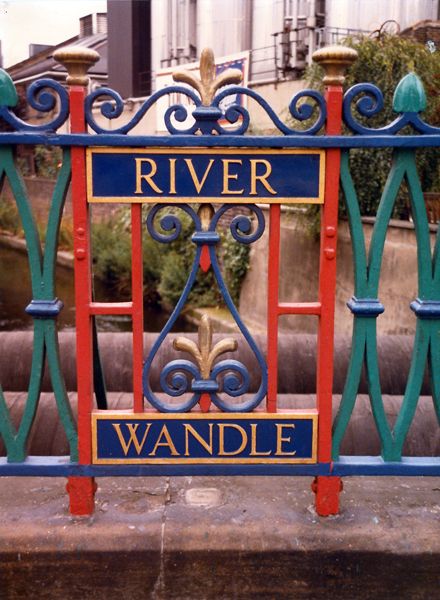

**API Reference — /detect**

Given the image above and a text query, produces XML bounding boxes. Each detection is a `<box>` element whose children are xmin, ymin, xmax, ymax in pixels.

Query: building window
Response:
<box><xmin>162</xmin><ymin>0</ymin><xmax>197</xmax><ymax>67</ymax></box>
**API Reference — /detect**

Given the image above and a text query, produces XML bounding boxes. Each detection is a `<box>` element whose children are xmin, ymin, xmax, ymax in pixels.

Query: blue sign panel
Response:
<box><xmin>92</xmin><ymin>412</ymin><xmax>317</xmax><ymax>464</ymax></box>
<box><xmin>86</xmin><ymin>148</ymin><xmax>325</xmax><ymax>204</ymax></box>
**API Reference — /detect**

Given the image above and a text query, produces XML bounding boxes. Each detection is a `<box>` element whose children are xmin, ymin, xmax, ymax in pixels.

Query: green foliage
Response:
<box><xmin>222</xmin><ymin>231</ymin><xmax>250</xmax><ymax>304</ymax></box>
<box><xmin>16</xmin><ymin>145</ymin><xmax>62</xmax><ymax>178</ymax></box>
<box><xmin>57</xmin><ymin>219</ymin><xmax>74</xmax><ymax>251</ymax></box>
<box><xmin>0</xmin><ymin>199</ymin><xmax>21</xmax><ymax>235</ymax></box>
<box><xmin>0</xmin><ymin>195</ymin><xmax>73</xmax><ymax>249</ymax></box>
<box><xmin>0</xmin><ymin>198</ymin><xmax>251</xmax><ymax>310</ymax></box>
<box><xmin>155</xmin><ymin>208</ymin><xmax>221</xmax><ymax>308</ymax></box>
<box><xmin>154</xmin><ymin>208</ymin><xmax>250</xmax><ymax>308</ymax></box>
<box><xmin>92</xmin><ymin>209</ymin><xmax>162</xmax><ymax>305</ymax></box>
<box><xmin>34</xmin><ymin>145</ymin><xmax>63</xmax><ymax>179</ymax></box>
<box><xmin>91</xmin><ymin>207</ymin><xmax>250</xmax><ymax>310</ymax></box>
<box><xmin>306</xmin><ymin>34</ymin><xmax>440</xmax><ymax>220</ymax></box>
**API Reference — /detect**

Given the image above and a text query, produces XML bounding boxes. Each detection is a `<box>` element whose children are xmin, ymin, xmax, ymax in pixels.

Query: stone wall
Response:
<box><xmin>239</xmin><ymin>208</ymin><xmax>438</xmax><ymax>337</ymax></box>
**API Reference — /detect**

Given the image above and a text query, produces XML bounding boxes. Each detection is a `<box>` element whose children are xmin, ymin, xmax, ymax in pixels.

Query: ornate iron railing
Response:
<box><xmin>0</xmin><ymin>45</ymin><xmax>438</xmax><ymax>517</ymax></box>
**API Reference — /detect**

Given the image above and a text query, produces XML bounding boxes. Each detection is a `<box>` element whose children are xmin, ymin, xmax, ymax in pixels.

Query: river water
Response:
<box><xmin>0</xmin><ymin>245</ymin><xmax>193</xmax><ymax>332</ymax></box>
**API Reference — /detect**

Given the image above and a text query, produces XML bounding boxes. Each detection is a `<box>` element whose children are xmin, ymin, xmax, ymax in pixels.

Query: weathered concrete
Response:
<box><xmin>0</xmin><ymin>475</ymin><xmax>439</xmax><ymax>599</ymax></box>
<box><xmin>239</xmin><ymin>210</ymin><xmax>439</xmax><ymax>336</ymax></box>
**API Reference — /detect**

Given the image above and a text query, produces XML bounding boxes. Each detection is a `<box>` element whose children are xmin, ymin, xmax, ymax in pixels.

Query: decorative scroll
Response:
<box><xmin>333</xmin><ymin>149</ymin><xmax>440</xmax><ymax>461</ymax></box>
<box><xmin>85</xmin><ymin>85</ymin><xmax>202</xmax><ymax>135</ymax></box>
<box><xmin>0</xmin><ymin>147</ymin><xmax>77</xmax><ymax>461</ymax></box>
<box><xmin>142</xmin><ymin>203</ymin><xmax>267</xmax><ymax>412</ymax></box>
<box><xmin>0</xmin><ymin>69</ymin><xmax>69</xmax><ymax>132</ymax></box>
<box><xmin>343</xmin><ymin>73</ymin><xmax>440</xmax><ymax>136</ymax></box>
<box><xmin>85</xmin><ymin>85</ymin><xmax>327</xmax><ymax>137</ymax></box>
<box><xmin>84</xmin><ymin>47</ymin><xmax>326</xmax><ymax>136</ymax></box>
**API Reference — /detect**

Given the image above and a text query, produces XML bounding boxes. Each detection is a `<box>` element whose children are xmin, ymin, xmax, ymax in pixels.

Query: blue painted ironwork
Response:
<box><xmin>142</xmin><ymin>203</ymin><xmax>267</xmax><ymax>412</ymax></box>
<box><xmin>0</xmin><ymin>70</ymin><xmax>69</xmax><ymax>132</ymax></box>
<box><xmin>4</xmin><ymin>132</ymin><xmax>440</xmax><ymax>149</ymax></box>
<box><xmin>342</xmin><ymin>73</ymin><xmax>440</xmax><ymax>136</ymax></box>
<box><xmin>0</xmin><ymin>456</ymin><xmax>332</xmax><ymax>477</ymax></box>
<box><xmin>88</xmin><ymin>148</ymin><xmax>323</xmax><ymax>202</ymax></box>
<box><xmin>94</xmin><ymin>413</ymin><xmax>315</xmax><ymax>463</ymax></box>
<box><xmin>25</xmin><ymin>298</ymin><xmax>64</xmax><ymax>317</ymax></box>
<box><xmin>84</xmin><ymin>84</ymin><xmax>326</xmax><ymax>136</ymax></box>
<box><xmin>0</xmin><ymin>456</ymin><xmax>439</xmax><ymax>478</ymax></box>
<box><xmin>0</xmin><ymin>62</ymin><xmax>439</xmax><ymax>484</ymax></box>
<box><xmin>346</xmin><ymin>297</ymin><xmax>385</xmax><ymax>317</ymax></box>
<box><xmin>0</xmin><ymin>68</ymin><xmax>438</xmax><ymax>145</ymax></box>
<box><xmin>410</xmin><ymin>299</ymin><xmax>440</xmax><ymax>318</ymax></box>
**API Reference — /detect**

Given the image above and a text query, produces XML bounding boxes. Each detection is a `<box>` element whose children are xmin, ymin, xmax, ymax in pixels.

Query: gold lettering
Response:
<box><xmin>275</xmin><ymin>424</ymin><xmax>296</xmax><ymax>456</ymax></box>
<box><xmin>250</xmin><ymin>423</ymin><xmax>271</xmax><ymax>456</ymax></box>
<box><xmin>134</xmin><ymin>158</ymin><xmax>163</xmax><ymax>194</ymax></box>
<box><xmin>184</xmin><ymin>158</ymin><xmax>214</xmax><ymax>194</ymax></box>
<box><xmin>249</xmin><ymin>159</ymin><xmax>277</xmax><ymax>195</ymax></box>
<box><xmin>222</xmin><ymin>159</ymin><xmax>244</xmax><ymax>195</ymax></box>
<box><xmin>112</xmin><ymin>422</ymin><xmax>151</xmax><ymax>456</ymax></box>
<box><xmin>184</xmin><ymin>423</ymin><xmax>213</xmax><ymax>456</ymax></box>
<box><xmin>218</xmin><ymin>423</ymin><xmax>248</xmax><ymax>456</ymax></box>
<box><xmin>149</xmin><ymin>424</ymin><xmax>180</xmax><ymax>456</ymax></box>
<box><xmin>169</xmin><ymin>158</ymin><xmax>177</xmax><ymax>194</ymax></box>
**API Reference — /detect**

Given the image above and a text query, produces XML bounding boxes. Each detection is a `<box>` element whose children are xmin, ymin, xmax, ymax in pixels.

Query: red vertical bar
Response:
<box><xmin>267</xmin><ymin>203</ymin><xmax>281</xmax><ymax>413</ymax></box>
<box><xmin>70</xmin><ymin>86</ymin><xmax>94</xmax><ymax>465</ymax></box>
<box><xmin>316</xmin><ymin>85</ymin><xmax>344</xmax><ymax>465</ymax></box>
<box><xmin>312</xmin><ymin>46</ymin><xmax>357</xmax><ymax>517</ymax></box>
<box><xmin>131</xmin><ymin>203</ymin><xmax>144</xmax><ymax>412</ymax></box>
<box><xmin>67</xmin><ymin>85</ymin><xmax>96</xmax><ymax>515</ymax></box>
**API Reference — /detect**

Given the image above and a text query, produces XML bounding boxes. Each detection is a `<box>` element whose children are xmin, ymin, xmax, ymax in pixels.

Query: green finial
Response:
<box><xmin>0</xmin><ymin>69</ymin><xmax>18</xmax><ymax>107</ymax></box>
<box><xmin>393</xmin><ymin>72</ymin><xmax>427</xmax><ymax>113</ymax></box>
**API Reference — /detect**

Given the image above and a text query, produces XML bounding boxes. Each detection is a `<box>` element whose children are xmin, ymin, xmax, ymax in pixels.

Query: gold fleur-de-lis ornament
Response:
<box><xmin>173</xmin><ymin>314</ymin><xmax>238</xmax><ymax>412</ymax></box>
<box><xmin>173</xmin><ymin>314</ymin><xmax>237</xmax><ymax>379</ymax></box>
<box><xmin>173</xmin><ymin>48</ymin><xmax>243</xmax><ymax>106</ymax></box>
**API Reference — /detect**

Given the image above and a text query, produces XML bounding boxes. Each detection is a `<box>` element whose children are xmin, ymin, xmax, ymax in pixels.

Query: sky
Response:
<box><xmin>0</xmin><ymin>0</ymin><xmax>106</xmax><ymax>67</ymax></box>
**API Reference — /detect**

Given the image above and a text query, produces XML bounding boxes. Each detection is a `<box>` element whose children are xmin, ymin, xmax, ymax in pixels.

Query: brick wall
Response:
<box><xmin>400</xmin><ymin>20</ymin><xmax>440</xmax><ymax>46</ymax></box>
<box><xmin>1</xmin><ymin>177</ymin><xmax>118</xmax><ymax>223</ymax></box>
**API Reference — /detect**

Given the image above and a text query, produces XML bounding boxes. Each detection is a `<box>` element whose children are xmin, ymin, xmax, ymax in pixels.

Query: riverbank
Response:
<box><xmin>0</xmin><ymin>231</ymin><xmax>74</xmax><ymax>268</ymax></box>
<box><xmin>0</xmin><ymin>234</ymin><xmax>192</xmax><ymax>332</ymax></box>
<box><xmin>0</xmin><ymin>232</ymin><xmax>259</xmax><ymax>335</ymax></box>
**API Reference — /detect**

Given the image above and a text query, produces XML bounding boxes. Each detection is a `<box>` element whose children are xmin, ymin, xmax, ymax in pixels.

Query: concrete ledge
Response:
<box><xmin>0</xmin><ymin>475</ymin><xmax>439</xmax><ymax>598</ymax></box>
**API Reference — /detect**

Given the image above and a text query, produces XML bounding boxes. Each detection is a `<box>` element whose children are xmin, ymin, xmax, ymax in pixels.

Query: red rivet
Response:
<box><xmin>76</xmin><ymin>227</ymin><xmax>85</xmax><ymax>237</ymax></box>
<box><xmin>75</xmin><ymin>248</ymin><xmax>86</xmax><ymax>260</ymax></box>
<box><xmin>326</xmin><ymin>226</ymin><xmax>336</xmax><ymax>237</ymax></box>
<box><xmin>324</xmin><ymin>247</ymin><xmax>335</xmax><ymax>260</ymax></box>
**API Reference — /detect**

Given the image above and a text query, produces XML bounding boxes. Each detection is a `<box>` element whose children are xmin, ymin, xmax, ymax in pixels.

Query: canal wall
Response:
<box><xmin>239</xmin><ymin>208</ymin><xmax>439</xmax><ymax>336</ymax></box>
<box><xmin>1</xmin><ymin>177</ymin><xmax>118</xmax><ymax>222</ymax></box>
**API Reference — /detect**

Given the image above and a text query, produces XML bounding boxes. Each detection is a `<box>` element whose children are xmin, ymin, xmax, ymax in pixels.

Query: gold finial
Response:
<box><xmin>312</xmin><ymin>45</ymin><xmax>358</xmax><ymax>86</ymax></box>
<box><xmin>198</xmin><ymin>204</ymin><xmax>215</xmax><ymax>231</ymax></box>
<box><xmin>53</xmin><ymin>46</ymin><xmax>100</xmax><ymax>86</ymax></box>
<box><xmin>173</xmin><ymin>48</ymin><xmax>243</xmax><ymax>106</ymax></box>
<box><xmin>173</xmin><ymin>314</ymin><xmax>237</xmax><ymax>379</ymax></box>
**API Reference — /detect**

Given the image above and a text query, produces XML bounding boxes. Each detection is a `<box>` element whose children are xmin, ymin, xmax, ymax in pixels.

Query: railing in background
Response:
<box><xmin>0</xmin><ymin>44</ymin><xmax>438</xmax><ymax>518</ymax></box>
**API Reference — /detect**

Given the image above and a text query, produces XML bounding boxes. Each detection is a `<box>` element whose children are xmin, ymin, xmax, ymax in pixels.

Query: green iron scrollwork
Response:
<box><xmin>0</xmin><ymin>146</ymin><xmax>78</xmax><ymax>462</ymax></box>
<box><xmin>333</xmin><ymin>148</ymin><xmax>440</xmax><ymax>461</ymax></box>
